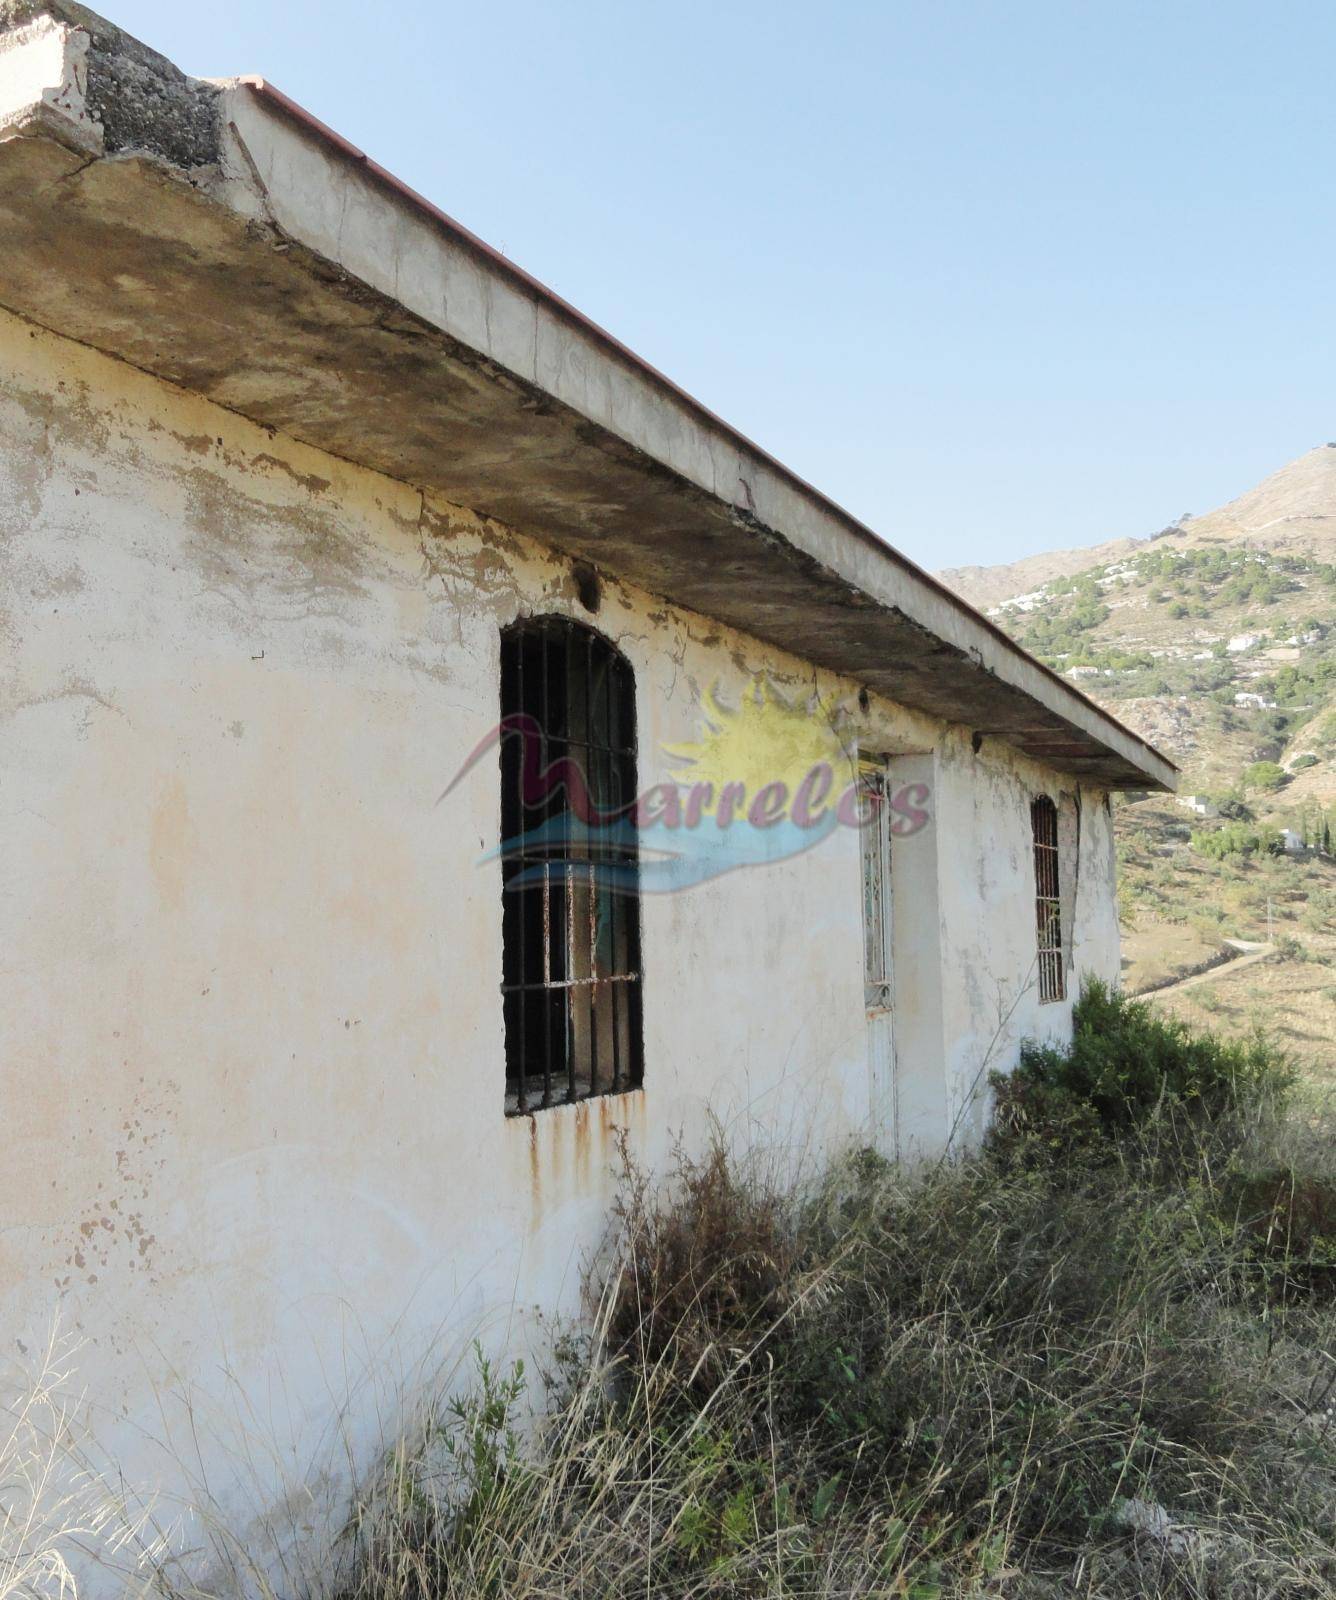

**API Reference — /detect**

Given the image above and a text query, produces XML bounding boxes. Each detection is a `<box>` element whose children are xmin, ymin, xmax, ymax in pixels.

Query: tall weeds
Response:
<box><xmin>344</xmin><ymin>992</ymin><xmax>1336</xmax><ymax>1599</ymax></box>
<box><xmin>0</xmin><ymin>1330</ymin><xmax>160</xmax><ymax>1600</ymax></box>
<box><xmin>6</xmin><ymin>990</ymin><xmax>1332</xmax><ymax>1599</ymax></box>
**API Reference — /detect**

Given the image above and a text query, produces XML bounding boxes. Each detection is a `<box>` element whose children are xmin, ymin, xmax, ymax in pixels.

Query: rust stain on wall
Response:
<box><xmin>572</xmin><ymin>1100</ymin><xmax>590</xmax><ymax>1191</ymax></box>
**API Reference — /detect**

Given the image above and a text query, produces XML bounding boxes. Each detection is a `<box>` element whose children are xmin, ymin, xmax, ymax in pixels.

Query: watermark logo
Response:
<box><xmin>441</xmin><ymin>675</ymin><xmax>930</xmax><ymax>893</ymax></box>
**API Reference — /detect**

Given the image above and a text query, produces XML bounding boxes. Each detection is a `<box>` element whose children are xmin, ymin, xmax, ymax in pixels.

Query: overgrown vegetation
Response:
<box><xmin>1243</xmin><ymin>759</ymin><xmax>1287</xmax><ymax>794</ymax></box>
<box><xmin>1191</xmin><ymin>820</ymin><xmax>1265</xmax><ymax>859</ymax></box>
<box><xmin>343</xmin><ymin>989</ymin><xmax>1336</xmax><ymax>1599</ymax></box>
<box><xmin>989</xmin><ymin>979</ymin><xmax>1293</xmax><ymax>1149</ymax></box>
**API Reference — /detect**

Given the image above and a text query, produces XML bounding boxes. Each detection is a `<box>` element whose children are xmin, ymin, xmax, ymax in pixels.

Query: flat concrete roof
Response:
<box><xmin>0</xmin><ymin>2</ymin><xmax>1177</xmax><ymax>790</ymax></box>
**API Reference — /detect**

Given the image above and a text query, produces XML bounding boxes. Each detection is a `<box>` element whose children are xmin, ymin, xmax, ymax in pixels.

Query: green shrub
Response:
<box><xmin>1216</xmin><ymin>791</ymin><xmax>1253</xmax><ymax>820</ymax></box>
<box><xmin>1243</xmin><ymin>759</ymin><xmax>1287</xmax><ymax>792</ymax></box>
<box><xmin>1192</xmin><ymin>821</ymin><xmax>1263</xmax><ymax>859</ymax></box>
<box><xmin>989</xmin><ymin>979</ymin><xmax>1292</xmax><ymax>1156</ymax></box>
<box><xmin>1188</xmin><ymin>905</ymin><xmax>1226</xmax><ymax>930</ymax></box>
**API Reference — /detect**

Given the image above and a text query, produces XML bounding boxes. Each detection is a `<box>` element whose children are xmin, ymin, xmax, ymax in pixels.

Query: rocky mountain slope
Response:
<box><xmin>943</xmin><ymin>443</ymin><xmax>1336</xmax><ymax>612</ymax></box>
<box><xmin>938</xmin><ymin>442</ymin><xmax>1336</xmax><ymax>798</ymax></box>
<box><xmin>940</xmin><ymin>535</ymin><xmax>1145</xmax><ymax>615</ymax></box>
<box><xmin>938</xmin><ymin>446</ymin><xmax>1336</xmax><ymax>1074</ymax></box>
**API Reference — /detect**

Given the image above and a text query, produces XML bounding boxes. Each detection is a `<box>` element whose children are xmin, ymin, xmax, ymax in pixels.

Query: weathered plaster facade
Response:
<box><xmin>1</xmin><ymin>301</ymin><xmax>1120</xmax><ymax>1581</ymax></box>
<box><xmin>0</xmin><ymin>7</ymin><xmax>1158</xmax><ymax>1586</ymax></box>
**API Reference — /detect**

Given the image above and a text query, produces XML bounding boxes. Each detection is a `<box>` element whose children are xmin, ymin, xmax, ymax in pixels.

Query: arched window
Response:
<box><xmin>1030</xmin><ymin>795</ymin><xmax>1065</xmax><ymax>1003</ymax></box>
<box><xmin>499</xmin><ymin>616</ymin><xmax>643</xmax><ymax>1113</ymax></box>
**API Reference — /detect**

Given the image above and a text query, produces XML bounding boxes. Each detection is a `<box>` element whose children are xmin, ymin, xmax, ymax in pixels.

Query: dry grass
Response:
<box><xmin>1152</xmin><ymin>958</ymin><xmax>1336</xmax><ymax>1093</ymax></box>
<box><xmin>1117</xmin><ymin>798</ymin><xmax>1336</xmax><ymax>1084</ymax></box>
<box><xmin>0</xmin><ymin>1330</ymin><xmax>163</xmax><ymax>1600</ymax></box>
<box><xmin>339</xmin><ymin>1104</ymin><xmax>1336</xmax><ymax>1598</ymax></box>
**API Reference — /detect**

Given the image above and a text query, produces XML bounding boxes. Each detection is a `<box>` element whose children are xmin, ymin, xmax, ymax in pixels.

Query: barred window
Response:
<box><xmin>1031</xmin><ymin>795</ymin><xmax>1065</xmax><ymax>1003</ymax></box>
<box><xmin>499</xmin><ymin>617</ymin><xmax>643</xmax><ymax>1114</ymax></box>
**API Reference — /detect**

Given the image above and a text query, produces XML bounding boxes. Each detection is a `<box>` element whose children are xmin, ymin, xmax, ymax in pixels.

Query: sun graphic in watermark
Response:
<box><xmin>654</xmin><ymin>676</ymin><xmax>855</xmax><ymax>831</ymax></box>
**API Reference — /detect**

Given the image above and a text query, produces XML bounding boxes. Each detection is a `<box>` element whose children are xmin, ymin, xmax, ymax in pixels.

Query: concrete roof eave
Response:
<box><xmin>0</xmin><ymin>3</ymin><xmax>1177</xmax><ymax>792</ymax></box>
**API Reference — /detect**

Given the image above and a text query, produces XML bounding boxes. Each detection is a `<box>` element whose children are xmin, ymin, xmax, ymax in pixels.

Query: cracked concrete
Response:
<box><xmin>0</xmin><ymin>0</ymin><xmax>220</xmax><ymax>161</ymax></box>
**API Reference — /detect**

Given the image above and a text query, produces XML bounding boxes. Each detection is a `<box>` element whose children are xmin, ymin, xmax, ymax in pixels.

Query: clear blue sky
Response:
<box><xmin>111</xmin><ymin>0</ymin><xmax>1335</xmax><ymax>570</ymax></box>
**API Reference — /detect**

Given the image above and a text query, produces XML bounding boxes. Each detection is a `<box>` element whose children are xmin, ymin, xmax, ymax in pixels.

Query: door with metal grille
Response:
<box><xmin>858</xmin><ymin>759</ymin><xmax>896</xmax><ymax>1149</ymax></box>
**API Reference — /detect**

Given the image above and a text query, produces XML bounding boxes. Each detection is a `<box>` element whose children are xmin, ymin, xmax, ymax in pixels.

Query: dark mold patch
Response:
<box><xmin>571</xmin><ymin>560</ymin><xmax>601</xmax><ymax>614</ymax></box>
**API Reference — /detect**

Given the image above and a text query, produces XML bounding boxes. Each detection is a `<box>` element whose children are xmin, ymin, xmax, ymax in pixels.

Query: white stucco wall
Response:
<box><xmin>0</xmin><ymin>306</ymin><xmax>1120</xmax><ymax>1587</ymax></box>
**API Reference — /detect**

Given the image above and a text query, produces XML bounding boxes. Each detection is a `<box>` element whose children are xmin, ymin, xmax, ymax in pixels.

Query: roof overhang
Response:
<box><xmin>0</xmin><ymin>3</ymin><xmax>1177</xmax><ymax>791</ymax></box>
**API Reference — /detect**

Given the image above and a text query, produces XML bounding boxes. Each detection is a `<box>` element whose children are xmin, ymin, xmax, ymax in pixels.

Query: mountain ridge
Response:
<box><xmin>940</xmin><ymin>444</ymin><xmax>1336</xmax><ymax>613</ymax></box>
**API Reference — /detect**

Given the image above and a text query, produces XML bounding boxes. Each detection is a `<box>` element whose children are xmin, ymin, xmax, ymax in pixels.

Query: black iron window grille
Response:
<box><xmin>499</xmin><ymin>616</ymin><xmax>643</xmax><ymax>1114</ymax></box>
<box><xmin>1031</xmin><ymin>795</ymin><xmax>1065</xmax><ymax>1003</ymax></box>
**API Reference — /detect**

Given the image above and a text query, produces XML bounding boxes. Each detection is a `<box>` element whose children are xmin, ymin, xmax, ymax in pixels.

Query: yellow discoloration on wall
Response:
<box><xmin>149</xmin><ymin>776</ymin><xmax>193</xmax><ymax>913</ymax></box>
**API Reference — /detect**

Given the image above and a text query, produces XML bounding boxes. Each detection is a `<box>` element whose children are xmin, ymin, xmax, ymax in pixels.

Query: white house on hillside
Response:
<box><xmin>0</xmin><ymin>5</ymin><xmax>1177</xmax><ymax>1588</ymax></box>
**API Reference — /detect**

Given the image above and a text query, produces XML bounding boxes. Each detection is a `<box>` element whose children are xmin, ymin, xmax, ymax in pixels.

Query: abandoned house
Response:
<box><xmin>0</xmin><ymin>2</ymin><xmax>1177</xmax><ymax>1583</ymax></box>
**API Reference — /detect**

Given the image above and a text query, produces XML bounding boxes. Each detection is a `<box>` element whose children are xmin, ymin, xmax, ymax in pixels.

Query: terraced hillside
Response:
<box><xmin>943</xmin><ymin>443</ymin><xmax>1336</xmax><ymax>610</ymax></box>
<box><xmin>940</xmin><ymin>448</ymin><xmax>1336</xmax><ymax>1078</ymax></box>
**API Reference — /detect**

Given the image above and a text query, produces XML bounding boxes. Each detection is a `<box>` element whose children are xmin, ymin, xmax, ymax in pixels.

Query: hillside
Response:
<box><xmin>942</xmin><ymin>443</ymin><xmax>1336</xmax><ymax>611</ymax></box>
<box><xmin>939</xmin><ymin>446</ymin><xmax>1336</xmax><ymax>1076</ymax></box>
<box><xmin>941</xmin><ymin>535</ymin><xmax>1145</xmax><ymax>614</ymax></box>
